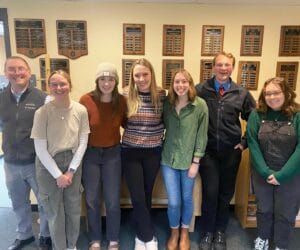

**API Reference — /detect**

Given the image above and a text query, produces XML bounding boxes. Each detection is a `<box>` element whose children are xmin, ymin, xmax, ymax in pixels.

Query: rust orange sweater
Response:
<box><xmin>79</xmin><ymin>93</ymin><xmax>127</xmax><ymax>147</ymax></box>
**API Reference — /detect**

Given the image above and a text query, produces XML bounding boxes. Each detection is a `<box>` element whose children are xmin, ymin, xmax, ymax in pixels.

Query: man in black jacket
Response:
<box><xmin>196</xmin><ymin>52</ymin><xmax>256</xmax><ymax>250</ymax></box>
<box><xmin>0</xmin><ymin>56</ymin><xmax>51</xmax><ymax>250</ymax></box>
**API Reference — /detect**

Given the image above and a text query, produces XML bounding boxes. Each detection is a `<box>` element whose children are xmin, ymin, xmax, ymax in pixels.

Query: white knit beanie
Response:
<box><xmin>95</xmin><ymin>62</ymin><xmax>119</xmax><ymax>83</ymax></box>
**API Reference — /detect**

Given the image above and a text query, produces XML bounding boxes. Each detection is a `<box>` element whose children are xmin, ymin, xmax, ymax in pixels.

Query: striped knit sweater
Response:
<box><xmin>122</xmin><ymin>91</ymin><xmax>165</xmax><ymax>148</ymax></box>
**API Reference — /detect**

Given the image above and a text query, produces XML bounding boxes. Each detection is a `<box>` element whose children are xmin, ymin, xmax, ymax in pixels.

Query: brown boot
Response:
<box><xmin>179</xmin><ymin>228</ymin><xmax>190</xmax><ymax>250</ymax></box>
<box><xmin>167</xmin><ymin>228</ymin><xmax>179</xmax><ymax>250</ymax></box>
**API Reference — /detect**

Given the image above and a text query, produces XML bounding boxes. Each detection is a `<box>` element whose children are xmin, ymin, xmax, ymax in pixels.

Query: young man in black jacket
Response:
<box><xmin>0</xmin><ymin>56</ymin><xmax>51</xmax><ymax>250</ymax></box>
<box><xmin>196</xmin><ymin>52</ymin><xmax>256</xmax><ymax>250</ymax></box>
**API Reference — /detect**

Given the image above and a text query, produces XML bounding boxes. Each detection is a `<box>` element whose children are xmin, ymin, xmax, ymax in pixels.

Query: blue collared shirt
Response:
<box><xmin>214</xmin><ymin>79</ymin><xmax>231</xmax><ymax>93</ymax></box>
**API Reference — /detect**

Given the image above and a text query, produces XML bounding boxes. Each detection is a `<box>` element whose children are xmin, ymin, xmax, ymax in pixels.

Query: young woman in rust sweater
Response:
<box><xmin>79</xmin><ymin>63</ymin><xmax>127</xmax><ymax>250</ymax></box>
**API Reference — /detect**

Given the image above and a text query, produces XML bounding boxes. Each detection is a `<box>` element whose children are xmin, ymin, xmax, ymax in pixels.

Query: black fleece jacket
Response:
<box><xmin>196</xmin><ymin>77</ymin><xmax>256</xmax><ymax>152</ymax></box>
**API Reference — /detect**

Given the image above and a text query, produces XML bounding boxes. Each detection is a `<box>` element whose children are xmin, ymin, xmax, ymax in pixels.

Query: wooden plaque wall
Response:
<box><xmin>276</xmin><ymin>62</ymin><xmax>298</xmax><ymax>90</ymax></box>
<box><xmin>279</xmin><ymin>26</ymin><xmax>300</xmax><ymax>56</ymax></box>
<box><xmin>237</xmin><ymin>61</ymin><xmax>260</xmax><ymax>90</ymax></box>
<box><xmin>56</xmin><ymin>20</ymin><xmax>88</xmax><ymax>59</ymax></box>
<box><xmin>14</xmin><ymin>19</ymin><xmax>46</xmax><ymax>58</ymax></box>
<box><xmin>163</xmin><ymin>25</ymin><xmax>185</xmax><ymax>56</ymax></box>
<box><xmin>201</xmin><ymin>25</ymin><xmax>224</xmax><ymax>56</ymax></box>
<box><xmin>39</xmin><ymin>58</ymin><xmax>70</xmax><ymax>91</ymax></box>
<box><xmin>123</xmin><ymin>24</ymin><xmax>145</xmax><ymax>55</ymax></box>
<box><xmin>162</xmin><ymin>59</ymin><xmax>184</xmax><ymax>89</ymax></box>
<box><xmin>200</xmin><ymin>59</ymin><xmax>213</xmax><ymax>83</ymax></box>
<box><xmin>240</xmin><ymin>25</ymin><xmax>264</xmax><ymax>56</ymax></box>
<box><xmin>122</xmin><ymin>59</ymin><xmax>136</xmax><ymax>87</ymax></box>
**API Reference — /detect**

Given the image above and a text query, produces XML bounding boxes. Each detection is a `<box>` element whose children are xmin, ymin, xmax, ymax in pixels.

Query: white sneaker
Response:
<box><xmin>275</xmin><ymin>247</ymin><xmax>287</xmax><ymax>250</ymax></box>
<box><xmin>145</xmin><ymin>237</ymin><xmax>158</xmax><ymax>250</ymax></box>
<box><xmin>254</xmin><ymin>237</ymin><xmax>269</xmax><ymax>250</ymax></box>
<box><xmin>134</xmin><ymin>237</ymin><xmax>146</xmax><ymax>250</ymax></box>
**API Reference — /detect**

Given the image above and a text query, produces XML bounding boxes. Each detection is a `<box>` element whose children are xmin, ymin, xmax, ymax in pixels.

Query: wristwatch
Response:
<box><xmin>68</xmin><ymin>168</ymin><xmax>76</xmax><ymax>173</ymax></box>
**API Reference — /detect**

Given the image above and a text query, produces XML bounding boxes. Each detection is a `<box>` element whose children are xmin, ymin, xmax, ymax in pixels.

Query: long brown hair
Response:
<box><xmin>257</xmin><ymin>77</ymin><xmax>300</xmax><ymax>117</ymax></box>
<box><xmin>90</xmin><ymin>75</ymin><xmax>120</xmax><ymax>116</ymax></box>
<box><xmin>168</xmin><ymin>69</ymin><xmax>196</xmax><ymax>106</ymax></box>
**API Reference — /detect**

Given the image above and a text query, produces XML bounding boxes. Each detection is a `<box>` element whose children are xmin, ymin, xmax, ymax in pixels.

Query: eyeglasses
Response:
<box><xmin>6</xmin><ymin>67</ymin><xmax>28</xmax><ymax>74</ymax></box>
<box><xmin>264</xmin><ymin>91</ymin><xmax>283</xmax><ymax>98</ymax></box>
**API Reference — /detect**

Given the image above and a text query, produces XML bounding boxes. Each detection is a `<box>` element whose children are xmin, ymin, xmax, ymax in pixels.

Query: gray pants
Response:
<box><xmin>4</xmin><ymin>162</ymin><xmax>50</xmax><ymax>240</ymax></box>
<box><xmin>36</xmin><ymin>151</ymin><xmax>82</xmax><ymax>250</ymax></box>
<box><xmin>82</xmin><ymin>145</ymin><xmax>121</xmax><ymax>243</ymax></box>
<box><xmin>252</xmin><ymin>169</ymin><xmax>300</xmax><ymax>249</ymax></box>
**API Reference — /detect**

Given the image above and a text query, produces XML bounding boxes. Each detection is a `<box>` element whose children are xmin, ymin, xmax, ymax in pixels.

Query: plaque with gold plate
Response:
<box><xmin>237</xmin><ymin>61</ymin><xmax>260</xmax><ymax>90</ymax></box>
<box><xmin>163</xmin><ymin>25</ymin><xmax>185</xmax><ymax>56</ymax></box>
<box><xmin>122</xmin><ymin>59</ymin><xmax>137</xmax><ymax>87</ymax></box>
<box><xmin>123</xmin><ymin>24</ymin><xmax>145</xmax><ymax>55</ymax></box>
<box><xmin>201</xmin><ymin>25</ymin><xmax>224</xmax><ymax>56</ymax></box>
<box><xmin>200</xmin><ymin>59</ymin><xmax>214</xmax><ymax>83</ymax></box>
<box><xmin>57</xmin><ymin>20</ymin><xmax>88</xmax><ymax>59</ymax></box>
<box><xmin>14</xmin><ymin>18</ymin><xmax>46</xmax><ymax>58</ymax></box>
<box><xmin>279</xmin><ymin>26</ymin><xmax>300</xmax><ymax>56</ymax></box>
<box><xmin>162</xmin><ymin>59</ymin><xmax>184</xmax><ymax>89</ymax></box>
<box><xmin>276</xmin><ymin>62</ymin><xmax>298</xmax><ymax>90</ymax></box>
<box><xmin>240</xmin><ymin>25</ymin><xmax>264</xmax><ymax>56</ymax></box>
<box><xmin>39</xmin><ymin>58</ymin><xmax>70</xmax><ymax>91</ymax></box>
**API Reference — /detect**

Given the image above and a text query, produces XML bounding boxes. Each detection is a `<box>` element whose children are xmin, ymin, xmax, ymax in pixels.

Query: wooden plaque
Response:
<box><xmin>163</xmin><ymin>25</ymin><xmax>185</xmax><ymax>56</ymax></box>
<box><xmin>14</xmin><ymin>18</ymin><xmax>46</xmax><ymax>58</ymax></box>
<box><xmin>57</xmin><ymin>20</ymin><xmax>88</xmax><ymax>59</ymax></box>
<box><xmin>122</xmin><ymin>59</ymin><xmax>137</xmax><ymax>87</ymax></box>
<box><xmin>201</xmin><ymin>25</ymin><xmax>224</xmax><ymax>56</ymax></box>
<box><xmin>123</xmin><ymin>24</ymin><xmax>145</xmax><ymax>55</ymax></box>
<box><xmin>162</xmin><ymin>59</ymin><xmax>184</xmax><ymax>89</ymax></box>
<box><xmin>279</xmin><ymin>25</ymin><xmax>300</xmax><ymax>56</ymax></box>
<box><xmin>276</xmin><ymin>62</ymin><xmax>298</xmax><ymax>90</ymax></box>
<box><xmin>240</xmin><ymin>25</ymin><xmax>264</xmax><ymax>56</ymax></box>
<box><xmin>200</xmin><ymin>59</ymin><xmax>214</xmax><ymax>83</ymax></box>
<box><xmin>237</xmin><ymin>61</ymin><xmax>260</xmax><ymax>90</ymax></box>
<box><xmin>40</xmin><ymin>58</ymin><xmax>70</xmax><ymax>91</ymax></box>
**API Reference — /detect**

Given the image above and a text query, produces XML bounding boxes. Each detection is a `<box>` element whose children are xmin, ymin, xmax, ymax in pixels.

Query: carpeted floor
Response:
<box><xmin>1</xmin><ymin>207</ymin><xmax>300</xmax><ymax>250</ymax></box>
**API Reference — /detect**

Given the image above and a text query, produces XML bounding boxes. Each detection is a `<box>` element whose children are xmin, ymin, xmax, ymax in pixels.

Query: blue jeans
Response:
<box><xmin>4</xmin><ymin>162</ymin><xmax>50</xmax><ymax>240</ymax></box>
<box><xmin>161</xmin><ymin>164</ymin><xmax>195</xmax><ymax>228</ymax></box>
<box><xmin>82</xmin><ymin>145</ymin><xmax>121</xmax><ymax>242</ymax></box>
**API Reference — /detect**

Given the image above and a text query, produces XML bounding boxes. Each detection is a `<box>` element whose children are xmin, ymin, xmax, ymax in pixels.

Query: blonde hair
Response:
<box><xmin>48</xmin><ymin>70</ymin><xmax>72</xmax><ymax>90</ymax></box>
<box><xmin>168</xmin><ymin>69</ymin><xmax>196</xmax><ymax>106</ymax></box>
<box><xmin>213</xmin><ymin>51</ymin><xmax>236</xmax><ymax>67</ymax></box>
<box><xmin>5</xmin><ymin>56</ymin><xmax>31</xmax><ymax>71</ymax></box>
<box><xmin>127</xmin><ymin>58</ymin><xmax>162</xmax><ymax>117</ymax></box>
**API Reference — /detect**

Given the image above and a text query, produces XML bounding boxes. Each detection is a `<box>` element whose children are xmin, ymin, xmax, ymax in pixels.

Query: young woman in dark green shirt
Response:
<box><xmin>247</xmin><ymin>77</ymin><xmax>300</xmax><ymax>250</ymax></box>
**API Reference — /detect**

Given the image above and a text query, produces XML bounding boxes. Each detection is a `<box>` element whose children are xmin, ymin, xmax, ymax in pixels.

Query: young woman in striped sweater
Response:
<box><xmin>121</xmin><ymin>58</ymin><xmax>166</xmax><ymax>250</ymax></box>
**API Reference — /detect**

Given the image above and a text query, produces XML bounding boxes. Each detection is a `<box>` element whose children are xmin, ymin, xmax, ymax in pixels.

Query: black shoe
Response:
<box><xmin>8</xmin><ymin>236</ymin><xmax>35</xmax><ymax>250</ymax></box>
<box><xmin>199</xmin><ymin>232</ymin><xmax>213</xmax><ymax>250</ymax></box>
<box><xmin>213</xmin><ymin>231</ymin><xmax>226</xmax><ymax>250</ymax></box>
<box><xmin>39</xmin><ymin>236</ymin><xmax>52</xmax><ymax>250</ymax></box>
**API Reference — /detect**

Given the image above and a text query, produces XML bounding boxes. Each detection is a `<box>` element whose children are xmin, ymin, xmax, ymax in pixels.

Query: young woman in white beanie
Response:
<box><xmin>79</xmin><ymin>63</ymin><xmax>127</xmax><ymax>250</ymax></box>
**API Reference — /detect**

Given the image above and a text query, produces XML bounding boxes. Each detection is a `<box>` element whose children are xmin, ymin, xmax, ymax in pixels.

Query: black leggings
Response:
<box><xmin>121</xmin><ymin>147</ymin><xmax>161</xmax><ymax>242</ymax></box>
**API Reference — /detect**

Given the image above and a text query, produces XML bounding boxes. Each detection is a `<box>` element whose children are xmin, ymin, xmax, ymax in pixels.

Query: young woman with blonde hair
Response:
<box><xmin>122</xmin><ymin>58</ymin><xmax>166</xmax><ymax>250</ymax></box>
